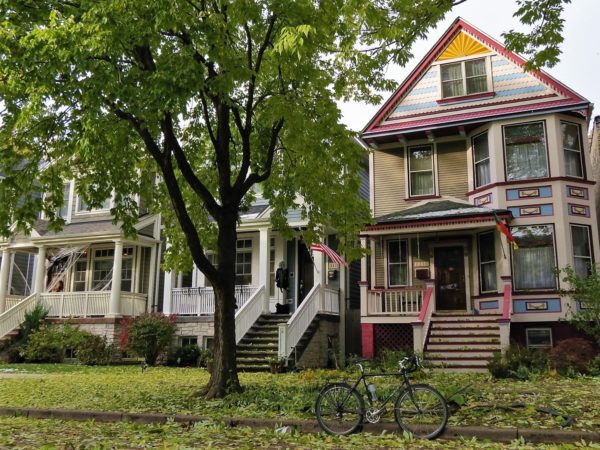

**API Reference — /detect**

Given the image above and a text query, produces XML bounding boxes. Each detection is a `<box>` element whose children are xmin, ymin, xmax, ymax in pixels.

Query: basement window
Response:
<box><xmin>526</xmin><ymin>328</ymin><xmax>552</xmax><ymax>349</ymax></box>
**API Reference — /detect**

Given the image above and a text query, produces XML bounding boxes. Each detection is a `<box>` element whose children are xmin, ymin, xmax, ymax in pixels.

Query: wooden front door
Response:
<box><xmin>434</xmin><ymin>246</ymin><xmax>466</xmax><ymax>310</ymax></box>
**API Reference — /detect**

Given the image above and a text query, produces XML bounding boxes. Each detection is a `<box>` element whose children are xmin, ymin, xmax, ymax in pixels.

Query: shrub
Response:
<box><xmin>550</xmin><ymin>337</ymin><xmax>597</xmax><ymax>375</ymax></box>
<box><xmin>588</xmin><ymin>354</ymin><xmax>600</xmax><ymax>376</ymax></box>
<box><xmin>22</xmin><ymin>325</ymin><xmax>66</xmax><ymax>363</ymax></box>
<box><xmin>75</xmin><ymin>334</ymin><xmax>111</xmax><ymax>365</ymax></box>
<box><xmin>376</xmin><ymin>348</ymin><xmax>410</xmax><ymax>372</ymax></box>
<box><xmin>119</xmin><ymin>313</ymin><xmax>176</xmax><ymax>365</ymax></box>
<box><xmin>199</xmin><ymin>348</ymin><xmax>214</xmax><ymax>368</ymax></box>
<box><xmin>487</xmin><ymin>344</ymin><xmax>549</xmax><ymax>380</ymax></box>
<box><xmin>19</xmin><ymin>302</ymin><xmax>49</xmax><ymax>344</ymax></box>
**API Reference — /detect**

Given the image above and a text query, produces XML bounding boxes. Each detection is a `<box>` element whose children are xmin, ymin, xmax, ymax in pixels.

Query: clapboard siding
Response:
<box><xmin>437</xmin><ymin>140</ymin><xmax>468</xmax><ymax>200</ymax></box>
<box><xmin>373</xmin><ymin>148</ymin><xmax>407</xmax><ymax>217</ymax></box>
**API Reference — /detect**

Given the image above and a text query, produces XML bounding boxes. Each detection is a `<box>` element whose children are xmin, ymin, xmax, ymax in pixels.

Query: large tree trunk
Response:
<box><xmin>203</xmin><ymin>212</ymin><xmax>242</xmax><ymax>399</ymax></box>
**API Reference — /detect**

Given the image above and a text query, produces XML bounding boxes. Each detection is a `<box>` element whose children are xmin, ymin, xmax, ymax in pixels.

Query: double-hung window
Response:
<box><xmin>408</xmin><ymin>145</ymin><xmax>434</xmax><ymax>196</ymax></box>
<box><xmin>235</xmin><ymin>239</ymin><xmax>253</xmax><ymax>285</ymax></box>
<box><xmin>387</xmin><ymin>240</ymin><xmax>408</xmax><ymax>286</ymax></box>
<box><xmin>91</xmin><ymin>247</ymin><xmax>134</xmax><ymax>291</ymax></box>
<box><xmin>571</xmin><ymin>225</ymin><xmax>592</xmax><ymax>276</ymax></box>
<box><xmin>512</xmin><ymin>225</ymin><xmax>556</xmax><ymax>290</ymax></box>
<box><xmin>473</xmin><ymin>132</ymin><xmax>490</xmax><ymax>188</ymax></box>
<box><xmin>441</xmin><ymin>58</ymin><xmax>488</xmax><ymax>98</ymax></box>
<box><xmin>478</xmin><ymin>232</ymin><xmax>497</xmax><ymax>293</ymax></box>
<box><xmin>504</xmin><ymin>122</ymin><xmax>548</xmax><ymax>180</ymax></box>
<box><xmin>561</xmin><ymin>122</ymin><xmax>584</xmax><ymax>178</ymax></box>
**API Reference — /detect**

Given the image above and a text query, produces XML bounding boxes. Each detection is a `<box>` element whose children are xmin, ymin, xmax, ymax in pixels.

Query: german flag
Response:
<box><xmin>494</xmin><ymin>213</ymin><xmax>518</xmax><ymax>250</ymax></box>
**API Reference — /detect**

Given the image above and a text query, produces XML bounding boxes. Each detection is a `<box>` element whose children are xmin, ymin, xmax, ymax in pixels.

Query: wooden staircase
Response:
<box><xmin>0</xmin><ymin>327</ymin><xmax>19</xmax><ymax>351</ymax></box>
<box><xmin>424</xmin><ymin>313</ymin><xmax>502</xmax><ymax>372</ymax></box>
<box><xmin>236</xmin><ymin>314</ymin><xmax>291</xmax><ymax>372</ymax></box>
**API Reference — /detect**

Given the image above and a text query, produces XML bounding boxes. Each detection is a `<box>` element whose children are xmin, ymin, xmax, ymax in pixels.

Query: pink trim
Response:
<box><xmin>417</xmin><ymin>286</ymin><xmax>434</xmax><ymax>322</ymax></box>
<box><xmin>367</xmin><ymin>212</ymin><xmax>511</xmax><ymax>231</ymax></box>
<box><xmin>437</xmin><ymin>91</ymin><xmax>495</xmax><ymax>105</ymax></box>
<box><xmin>467</xmin><ymin>177</ymin><xmax>596</xmax><ymax>197</ymax></box>
<box><xmin>502</xmin><ymin>283</ymin><xmax>511</xmax><ymax>320</ymax></box>
<box><xmin>361</xmin><ymin>323</ymin><xmax>375</xmax><ymax>359</ymax></box>
<box><xmin>363</xmin><ymin>18</ymin><xmax>587</xmax><ymax>134</ymax></box>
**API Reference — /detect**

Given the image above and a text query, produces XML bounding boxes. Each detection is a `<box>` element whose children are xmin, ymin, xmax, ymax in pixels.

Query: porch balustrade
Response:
<box><xmin>171</xmin><ymin>285</ymin><xmax>258</xmax><ymax>316</ymax></box>
<box><xmin>367</xmin><ymin>288</ymin><xmax>424</xmax><ymax>315</ymax></box>
<box><xmin>39</xmin><ymin>291</ymin><xmax>147</xmax><ymax>318</ymax></box>
<box><xmin>5</xmin><ymin>295</ymin><xmax>25</xmax><ymax>311</ymax></box>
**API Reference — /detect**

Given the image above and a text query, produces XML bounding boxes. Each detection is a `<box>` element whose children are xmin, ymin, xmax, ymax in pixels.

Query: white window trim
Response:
<box><xmin>472</xmin><ymin>131</ymin><xmax>491</xmax><ymax>189</ymax></box>
<box><xmin>510</xmin><ymin>223</ymin><xmax>557</xmax><ymax>291</ymax></box>
<box><xmin>561</xmin><ymin>121</ymin><xmax>584</xmax><ymax>179</ymax></box>
<box><xmin>571</xmin><ymin>224</ymin><xmax>593</xmax><ymax>274</ymax></box>
<box><xmin>386</xmin><ymin>238</ymin><xmax>410</xmax><ymax>288</ymax></box>
<box><xmin>235</xmin><ymin>238</ymin><xmax>253</xmax><ymax>286</ymax></box>
<box><xmin>438</xmin><ymin>56</ymin><xmax>491</xmax><ymax>100</ymax></box>
<box><xmin>406</xmin><ymin>144</ymin><xmax>436</xmax><ymax>198</ymax></box>
<box><xmin>478</xmin><ymin>231</ymin><xmax>497</xmax><ymax>294</ymax></box>
<box><xmin>526</xmin><ymin>328</ymin><xmax>553</xmax><ymax>349</ymax></box>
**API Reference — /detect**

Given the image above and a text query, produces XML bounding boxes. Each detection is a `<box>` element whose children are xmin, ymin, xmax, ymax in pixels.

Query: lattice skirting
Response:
<box><xmin>373</xmin><ymin>324</ymin><xmax>413</xmax><ymax>354</ymax></box>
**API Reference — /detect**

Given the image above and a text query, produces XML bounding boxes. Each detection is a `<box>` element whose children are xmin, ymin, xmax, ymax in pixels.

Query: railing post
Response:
<box><xmin>0</xmin><ymin>247</ymin><xmax>11</xmax><ymax>314</ymax></box>
<box><xmin>278</xmin><ymin>323</ymin><xmax>287</xmax><ymax>359</ymax></box>
<box><xmin>359</xmin><ymin>237</ymin><xmax>368</xmax><ymax>318</ymax></box>
<box><xmin>499</xmin><ymin>276</ymin><xmax>512</xmax><ymax>354</ymax></box>
<box><xmin>412</xmin><ymin>322</ymin><xmax>424</xmax><ymax>352</ymax></box>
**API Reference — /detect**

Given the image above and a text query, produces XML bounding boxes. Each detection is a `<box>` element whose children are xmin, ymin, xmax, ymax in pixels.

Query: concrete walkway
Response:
<box><xmin>0</xmin><ymin>407</ymin><xmax>598</xmax><ymax>444</ymax></box>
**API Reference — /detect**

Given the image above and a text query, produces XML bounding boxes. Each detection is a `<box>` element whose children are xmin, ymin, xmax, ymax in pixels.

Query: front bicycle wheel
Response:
<box><xmin>394</xmin><ymin>384</ymin><xmax>448</xmax><ymax>439</ymax></box>
<box><xmin>315</xmin><ymin>382</ymin><xmax>364</xmax><ymax>435</ymax></box>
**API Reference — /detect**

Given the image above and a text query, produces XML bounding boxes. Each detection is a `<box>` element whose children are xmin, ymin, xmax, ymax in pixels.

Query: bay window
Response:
<box><xmin>504</xmin><ymin>122</ymin><xmax>548</xmax><ymax>181</ymax></box>
<box><xmin>512</xmin><ymin>225</ymin><xmax>556</xmax><ymax>290</ymax></box>
<box><xmin>571</xmin><ymin>225</ymin><xmax>592</xmax><ymax>276</ymax></box>
<box><xmin>561</xmin><ymin>122</ymin><xmax>584</xmax><ymax>178</ymax></box>
<box><xmin>478</xmin><ymin>232</ymin><xmax>497</xmax><ymax>293</ymax></box>
<box><xmin>388</xmin><ymin>239</ymin><xmax>408</xmax><ymax>286</ymax></box>
<box><xmin>408</xmin><ymin>145</ymin><xmax>435</xmax><ymax>196</ymax></box>
<box><xmin>473</xmin><ymin>132</ymin><xmax>490</xmax><ymax>187</ymax></box>
<box><xmin>441</xmin><ymin>58</ymin><xmax>488</xmax><ymax>98</ymax></box>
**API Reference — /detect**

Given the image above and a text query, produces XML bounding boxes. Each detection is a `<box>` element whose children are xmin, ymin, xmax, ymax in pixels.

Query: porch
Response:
<box><xmin>170</xmin><ymin>285</ymin><xmax>258</xmax><ymax>316</ymax></box>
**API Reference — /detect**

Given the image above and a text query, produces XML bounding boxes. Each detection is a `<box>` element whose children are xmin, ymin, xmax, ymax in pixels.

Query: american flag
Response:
<box><xmin>310</xmin><ymin>243</ymin><xmax>348</xmax><ymax>268</ymax></box>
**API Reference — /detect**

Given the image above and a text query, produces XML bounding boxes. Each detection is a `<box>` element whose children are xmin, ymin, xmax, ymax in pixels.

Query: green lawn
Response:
<box><xmin>0</xmin><ymin>416</ymin><xmax>594</xmax><ymax>449</ymax></box>
<box><xmin>0</xmin><ymin>364</ymin><xmax>599</xmax><ymax>433</ymax></box>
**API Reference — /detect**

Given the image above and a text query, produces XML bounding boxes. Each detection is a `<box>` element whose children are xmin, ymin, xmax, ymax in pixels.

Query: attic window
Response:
<box><xmin>441</xmin><ymin>58</ymin><xmax>487</xmax><ymax>98</ymax></box>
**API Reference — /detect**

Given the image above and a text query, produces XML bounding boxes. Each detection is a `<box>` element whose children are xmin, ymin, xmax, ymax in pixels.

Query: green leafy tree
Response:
<box><xmin>558</xmin><ymin>266</ymin><xmax>600</xmax><ymax>347</ymax></box>
<box><xmin>0</xmin><ymin>0</ymin><xmax>572</xmax><ymax>397</ymax></box>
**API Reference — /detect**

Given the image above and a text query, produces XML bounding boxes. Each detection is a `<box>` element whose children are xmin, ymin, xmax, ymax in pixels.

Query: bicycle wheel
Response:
<box><xmin>315</xmin><ymin>382</ymin><xmax>364</xmax><ymax>435</ymax></box>
<box><xmin>394</xmin><ymin>384</ymin><xmax>448</xmax><ymax>439</ymax></box>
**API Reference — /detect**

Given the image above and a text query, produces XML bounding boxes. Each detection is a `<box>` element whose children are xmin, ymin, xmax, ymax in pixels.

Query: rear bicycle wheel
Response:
<box><xmin>315</xmin><ymin>382</ymin><xmax>364</xmax><ymax>435</ymax></box>
<box><xmin>394</xmin><ymin>384</ymin><xmax>448</xmax><ymax>439</ymax></box>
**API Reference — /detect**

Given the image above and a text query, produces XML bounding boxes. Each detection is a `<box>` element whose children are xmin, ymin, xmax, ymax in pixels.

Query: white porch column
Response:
<box><xmin>162</xmin><ymin>271</ymin><xmax>174</xmax><ymax>314</ymax></box>
<box><xmin>0</xmin><ymin>248</ymin><xmax>11</xmax><ymax>313</ymax></box>
<box><xmin>108</xmin><ymin>240</ymin><xmax>123</xmax><ymax>317</ymax></box>
<box><xmin>360</xmin><ymin>237</ymin><xmax>368</xmax><ymax>317</ymax></box>
<box><xmin>34</xmin><ymin>245</ymin><xmax>47</xmax><ymax>295</ymax></box>
<box><xmin>259</xmin><ymin>227</ymin><xmax>270</xmax><ymax>313</ymax></box>
<box><xmin>312</xmin><ymin>249</ymin><xmax>324</xmax><ymax>287</ymax></box>
<box><xmin>147</xmin><ymin>244</ymin><xmax>157</xmax><ymax>313</ymax></box>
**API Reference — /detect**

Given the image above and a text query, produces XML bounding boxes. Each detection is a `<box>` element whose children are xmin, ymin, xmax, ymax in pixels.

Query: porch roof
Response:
<box><xmin>367</xmin><ymin>200</ymin><xmax>511</xmax><ymax>231</ymax></box>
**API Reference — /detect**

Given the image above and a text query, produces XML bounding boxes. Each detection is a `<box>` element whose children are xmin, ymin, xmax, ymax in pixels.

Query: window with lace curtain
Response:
<box><xmin>561</xmin><ymin>122</ymin><xmax>584</xmax><ymax>178</ymax></box>
<box><xmin>441</xmin><ymin>58</ymin><xmax>488</xmax><ymax>98</ymax></box>
<box><xmin>511</xmin><ymin>225</ymin><xmax>557</xmax><ymax>291</ymax></box>
<box><xmin>408</xmin><ymin>145</ymin><xmax>435</xmax><ymax>197</ymax></box>
<box><xmin>571</xmin><ymin>225</ymin><xmax>592</xmax><ymax>277</ymax></box>
<box><xmin>504</xmin><ymin>121</ymin><xmax>548</xmax><ymax>181</ymax></box>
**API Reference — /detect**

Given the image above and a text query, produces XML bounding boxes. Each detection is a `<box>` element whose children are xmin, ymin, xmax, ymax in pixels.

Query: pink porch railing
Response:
<box><xmin>367</xmin><ymin>288</ymin><xmax>423</xmax><ymax>315</ymax></box>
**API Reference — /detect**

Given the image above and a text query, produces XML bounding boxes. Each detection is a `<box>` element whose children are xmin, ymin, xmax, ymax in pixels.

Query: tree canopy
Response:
<box><xmin>0</xmin><ymin>0</ymin><xmax>574</xmax><ymax>397</ymax></box>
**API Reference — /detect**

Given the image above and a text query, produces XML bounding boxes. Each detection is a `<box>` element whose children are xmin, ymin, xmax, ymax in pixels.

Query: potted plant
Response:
<box><xmin>267</xmin><ymin>356</ymin><xmax>286</xmax><ymax>374</ymax></box>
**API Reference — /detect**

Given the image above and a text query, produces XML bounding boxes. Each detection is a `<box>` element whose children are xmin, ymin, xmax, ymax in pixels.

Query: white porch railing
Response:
<box><xmin>5</xmin><ymin>295</ymin><xmax>25</xmax><ymax>311</ymax></box>
<box><xmin>171</xmin><ymin>285</ymin><xmax>257</xmax><ymax>316</ymax></box>
<box><xmin>367</xmin><ymin>288</ymin><xmax>423</xmax><ymax>315</ymax></box>
<box><xmin>278</xmin><ymin>284</ymin><xmax>339</xmax><ymax>360</ymax></box>
<box><xmin>0</xmin><ymin>293</ymin><xmax>38</xmax><ymax>339</ymax></box>
<box><xmin>235</xmin><ymin>285</ymin><xmax>266</xmax><ymax>343</ymax></box>
<box><xmin>39</xmin><ymin>292</ymin><xmax>147</xmax><ymax>318</ymax></box>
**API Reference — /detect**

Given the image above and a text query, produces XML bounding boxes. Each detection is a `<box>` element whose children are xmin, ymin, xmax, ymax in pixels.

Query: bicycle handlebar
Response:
<box><xmin>354</xmin><ymin>355</ymin><xmax>421</xmax><ymax>375</ymax></box>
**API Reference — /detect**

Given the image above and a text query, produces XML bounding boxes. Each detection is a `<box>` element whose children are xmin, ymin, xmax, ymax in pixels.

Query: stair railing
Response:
<box><xmin>235</xmin><ymin>285</ymin><xmax>265</xmax><ymax>344</ymax></box>
<box><xmin>278</xmin><ymin>283</ymin><xmax>330</xmax><ymax>361</ymax></box>
<box><xmin>413</xmin><ymin>281</ymin><xmax>435</xmax><ymax>352</ymax></box>
<box><xmin>0</xmin><ymin>293</ymin><xmax>38</xmax><ymax>340</ymax></box>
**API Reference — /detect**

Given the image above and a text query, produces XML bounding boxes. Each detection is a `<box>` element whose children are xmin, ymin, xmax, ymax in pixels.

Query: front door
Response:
<box><xmin>434</xmin><ymin>246</ymin><xmax>466</xmax><ymax>310</ymax></box>
<box><xmin>297</xmin><ymin>241</ymin><xmax>314</xmax><ymax>305</ymax></box>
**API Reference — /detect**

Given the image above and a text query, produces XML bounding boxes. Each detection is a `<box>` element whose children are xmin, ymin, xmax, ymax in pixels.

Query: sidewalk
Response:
<box><xmin>0</xmin><ymin>407</ymin><xmax>598</xmax><ymax>444</ymax></box>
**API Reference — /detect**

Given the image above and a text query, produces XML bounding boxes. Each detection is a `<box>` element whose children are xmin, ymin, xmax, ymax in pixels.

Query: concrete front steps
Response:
<box><xmin>424</xmin><ymin>313</ymin><xmax>501</xmax><ymax>373</ymax></box>
<box><xmin>236</xmin><ymin>314</ymin><xmax>290</xmax><ymax>372</ymax></box>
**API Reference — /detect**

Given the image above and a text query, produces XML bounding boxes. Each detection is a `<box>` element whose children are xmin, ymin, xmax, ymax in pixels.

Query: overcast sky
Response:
<box><xmin>339</xmin><ymin>0</ymin><xmax>599</xmax><ymax>132</ymax></box>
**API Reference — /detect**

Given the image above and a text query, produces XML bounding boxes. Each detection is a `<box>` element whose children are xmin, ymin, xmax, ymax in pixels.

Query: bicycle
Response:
<box><xmin>315</xmin><ymin>355</ymin><xmax>448</xmax><ymax>439</ymax></box>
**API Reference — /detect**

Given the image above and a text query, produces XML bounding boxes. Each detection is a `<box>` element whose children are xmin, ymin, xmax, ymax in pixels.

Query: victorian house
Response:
<box><xmin>358</xmin><ymin>18</ymin><xmax>598</xmax><ymax>370</ymax></box>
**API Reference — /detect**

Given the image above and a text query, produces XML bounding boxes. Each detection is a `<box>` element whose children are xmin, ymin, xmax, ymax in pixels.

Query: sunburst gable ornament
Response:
<box><xmin>437</xmin><ymin>31</ymin><xmax>489</xmax><ymax>61</ymax></box>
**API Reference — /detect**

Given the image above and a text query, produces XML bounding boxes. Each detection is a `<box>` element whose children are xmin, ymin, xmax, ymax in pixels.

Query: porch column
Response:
<box><xmin>162</xmin><ymin>271</ymin><xmax>174</xmax><ymax>314</ymax></box>
<box><xmin>313</xmin><ymin>248</ymin><xmax>324</xmax><ymax>287</ymax></box>
<box><xmin>259</xmin><ymin>227</ymin><xmax>270</xmax><ymax>313</ymax></box>
<box><xmin>146</xmin><ymin>244</ymin><xmax>157</xmax><ymax>313</ymax></box>
<box><xmin>34</xmin><ymin>245</ymin><xmax>47</xmax><ymax>295</ymax></box>
<box><xmin>108</xmin><ymin>240</ymin><xmax>123</xmax><ymax>317</ymax></box>
<box><xmin>0</xmin><ymin>248</ymin><xmax>11</xmax><ymax>313</ymax></box>
<box><xmin>359</xmin><ymin>237</ymin><xmax>368</xmax><ymax>317</ymax></box>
